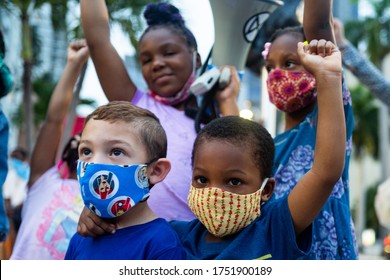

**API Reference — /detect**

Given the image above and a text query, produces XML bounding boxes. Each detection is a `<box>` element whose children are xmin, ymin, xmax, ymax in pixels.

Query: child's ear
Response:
<box><xmin>196</xmin><ymin>52</ymin><xmax>202</xmax><ymax>70</ymax></box>
<box><xmin>148</xmin><ymin>158</ymin><xmax>171</xmax><ymax>185</ymax></box>
<box><xmin>261</xmin><ymin>178</ymin><xmax>275</xmax><ymax>202</ymax></box>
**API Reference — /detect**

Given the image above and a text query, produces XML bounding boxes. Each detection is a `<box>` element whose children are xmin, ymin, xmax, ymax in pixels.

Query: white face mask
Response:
<box><xmin>187</xmin><ymin>178</ymin><xmax>269</xmax><ymax>237</ymax></box>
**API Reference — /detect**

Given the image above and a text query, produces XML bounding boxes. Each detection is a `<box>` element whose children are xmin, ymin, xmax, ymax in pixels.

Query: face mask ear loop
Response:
<box><xmin>259</xmin><ymin>178</ymin><xmax>269</xmax><ymax>206</ymax></box>
<box><xmin>260</xmin><ymin>178</ymin><xmax>269</xmax><ymax>192</ymax></box>
<box><xmin>144</xmin><ymin>158</ymin><xmax>159</xmax><ymax>191</ymax></box>
<box><xmin>192</xmin><ymin>51</ymin><xmax>197</xmax><ymax>75</ymax></box>
<box><xmin>145</xmin><ymin>157</ymin><xmax>159</xmax><ymax>166</ymax></box>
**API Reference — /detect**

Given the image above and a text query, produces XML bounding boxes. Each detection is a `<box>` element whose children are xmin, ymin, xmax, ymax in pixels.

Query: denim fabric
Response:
<box><xmin>0</xmin><ymin>109</ymin><xmax>9</xmax><ymax>241</ymax></box>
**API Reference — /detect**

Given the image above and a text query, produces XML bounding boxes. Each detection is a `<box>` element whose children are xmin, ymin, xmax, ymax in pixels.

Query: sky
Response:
<box><xmin>78</xmin><ymin>0</ymin><xmax>214</xmax><ymax>116</ymax></box>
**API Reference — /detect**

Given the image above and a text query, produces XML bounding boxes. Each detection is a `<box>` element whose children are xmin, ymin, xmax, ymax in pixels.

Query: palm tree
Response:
<box><xmin>0</xmin><ymin>0</ymin><xmax>49</xmax><ymax>155</ymax></box>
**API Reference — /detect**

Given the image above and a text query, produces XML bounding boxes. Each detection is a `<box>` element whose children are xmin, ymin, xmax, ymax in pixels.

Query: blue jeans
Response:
<box><xmin>0</xmin><ymin>109</ymin><xmax>9</xmax><ymax>242</ymax></box>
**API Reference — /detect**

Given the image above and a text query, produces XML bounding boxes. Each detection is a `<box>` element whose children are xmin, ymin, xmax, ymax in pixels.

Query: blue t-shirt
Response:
<box><xmin>65</xmin><ymin>218</ymin><xmax>185</xmax><ymax>260</ymax></box>
<box><xmin>170</xmin><ymin>197</ymin><xmax>312</xmax><ymax>260</ymax></box>
<box><xmin>271</xmin><ymin>82</ymin><xmax>358</xmax><ymax>259</ymax></box>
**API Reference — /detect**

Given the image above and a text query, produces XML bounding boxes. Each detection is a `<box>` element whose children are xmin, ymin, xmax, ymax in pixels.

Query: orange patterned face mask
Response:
<box><xmin>187</xmin><ymin>179</ymin><xmax>268</xmax><ymax>238</ymax></box>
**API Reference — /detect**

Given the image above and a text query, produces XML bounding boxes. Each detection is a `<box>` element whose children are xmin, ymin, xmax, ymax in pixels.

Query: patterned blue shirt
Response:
<box><xmin>270</xmin><ymin>82</ymin><xmax>358</xmax><ymax>259</ymax></box>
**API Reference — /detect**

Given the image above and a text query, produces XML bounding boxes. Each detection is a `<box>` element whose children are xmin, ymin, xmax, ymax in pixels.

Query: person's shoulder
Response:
<box><xmin>126</xmin><ymin>218</ymin><xmax>181</xmax><ymax>244</ymax></box>
<box><xmin>65</xmin><ymin>232</ymin><xmax>83</xmax><ymax>256</ymax></box>
<box><xmin>141</xmin><ymin>218</ymin><xmax>186</xmax><ymax>259</ymax></box>
<box><xmin>68</xmin><ymin>232</ymin><xmax>84</xmax><ymax>244</ymax></box>
<box><xmin>169</xmin><ymin>219</ymin><xmax>199</xmax><ymax>232</ymax></box>
<box><xmin>260</xmin><ymin>197</ymin><xmax>290</xmax><ymax>221</ymax></box>
<box><xmin>149</xmin><ymin>218</ymin><xmax>181</xmax><ymax>237</ymax></box>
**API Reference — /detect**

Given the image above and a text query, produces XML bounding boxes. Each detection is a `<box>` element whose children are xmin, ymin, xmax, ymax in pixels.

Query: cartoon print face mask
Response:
<box><xmin>267</xmin><ymin>69</ymin><xmax>317</xmax><ymax>113</ymax></box>
<box><xmin>77</xmin><ymin>161</ymin><xmax>150</xmax><ymax>218</ymax></box>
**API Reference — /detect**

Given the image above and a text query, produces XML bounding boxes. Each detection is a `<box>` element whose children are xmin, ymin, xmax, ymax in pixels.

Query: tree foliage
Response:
<box><xmin>343</xmin><ymin>0</ymin><xmax>390</xmax><ymax>160</ymax></box>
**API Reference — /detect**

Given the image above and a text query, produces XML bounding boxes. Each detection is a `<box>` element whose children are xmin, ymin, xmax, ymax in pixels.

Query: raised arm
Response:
<box><xmin>303</xmin><ymin>0</ymin><xmax>335</xmax><ymax>43</ymax></box>
<box><xmin>288</xmin><ymin>40</ymin><xmax>345</xmax><ymax>235</ymax></box>
<box><xmin>28</xmin><ymin>40</ymin><xmax>89</xmax><ymax>188</ymax></box>
<box><xmin>80</xmin><ymin>0</ymin><xmax>137</xmax><ymax>101</ymax></box>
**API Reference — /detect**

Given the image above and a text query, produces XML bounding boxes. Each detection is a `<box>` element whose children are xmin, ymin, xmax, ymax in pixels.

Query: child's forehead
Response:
<box><xmin>194</xmin><ymin>139</ymin><xmax>262</xmax><ymax>177</ymax></box>
<box><xmin>82</xmin><ymin>119</ymin><xmax>140</xmax><ymax>142</ymax></box>
<box><xmin>140</xmin><ymin>28</ymin><xmax>187</xmax><ymax>48</ymax></box>
<box><xmin>267</xmin><ymin>33</ymin><xmax>303</xmax><ymax>60</ymax></box>
<box><xmin>273</xmin><ymin>32</ymin><xmax>304</xmax><ymax>46</ymax></box>
<box><xmin>199</xmin><ymin>138</ymin><xmax>239</xmax><ymax>148</ymax></box>
<box><xmin>196</xmin><ymin>139</ymin><xmax>251</xmax><ymax>159</ymax></box>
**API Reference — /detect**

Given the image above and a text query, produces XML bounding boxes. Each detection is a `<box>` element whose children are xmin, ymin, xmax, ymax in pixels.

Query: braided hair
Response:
<box><xmin>140</xmin><ymin>2</ymin><xmax>198</xmax><ymax>52</ymax></box>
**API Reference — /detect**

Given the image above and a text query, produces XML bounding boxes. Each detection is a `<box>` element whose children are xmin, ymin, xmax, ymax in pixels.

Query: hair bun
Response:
<box><xmin>144</xmin><ymin>2</ymin><xmax>185</xmax><ymax>27</ymax></box>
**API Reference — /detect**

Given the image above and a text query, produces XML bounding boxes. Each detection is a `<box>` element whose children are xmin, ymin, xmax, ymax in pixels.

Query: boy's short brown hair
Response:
<box><xmin>84</xmin><ymin>101</ymin><xmax>167</xmax><ymax>161</ymax></box>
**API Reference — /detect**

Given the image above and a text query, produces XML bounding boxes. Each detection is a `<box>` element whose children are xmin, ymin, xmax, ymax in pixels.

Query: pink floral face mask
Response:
<box><xmin>266</xmin><ymin>69</ymin><xmax>317</xmax><ymax>113</ymax></box>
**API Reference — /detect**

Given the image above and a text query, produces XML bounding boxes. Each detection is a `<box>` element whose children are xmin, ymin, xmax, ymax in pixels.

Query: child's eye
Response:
<box><xmin>140</xmin><ymin>56</ymin><xmax>151</xmax><ymax>65</ymax></box>
<box><xmin>265</xmin><ymin>65</ymin><xmax>273</xmax><ymax>73</ymax></box>
<box><xmin>285</xmin><ymin>61</ymin><xmax>297</xmax><ymax>68</ymax></box>
<box><xmin>110</xmin><ymin>149</ymin><xmax>124</xmax><ymax>157</ymax></box>
<box><xmin>195</xmin><ymin>177</ymin><xmax>208</xmax><ymax>185</ymax></box>
<box><xmin>164</xmin><ymin>50</ymin><xmax>176</xmax><ymax>56</ymax></box>
<box><xmin>80</xmin><ymin>148</ymin><xmax>91</xmax><ymax>157</ymax></box>
<box><xmin>141</xmin><ymin>60</ymin><xmax>151</xmax><ymax>66</ymax></box>
<box><xmin>228</xmin><ymin>178</ymin><xmax>242</xmax><ymax>186</ymax></box>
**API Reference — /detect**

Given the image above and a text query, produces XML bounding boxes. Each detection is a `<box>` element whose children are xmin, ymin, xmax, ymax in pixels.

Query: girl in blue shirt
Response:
<box><xmin>263</xmin><ymin>0</ymin><xmax>357</xmax><ymax>259</ymax></box>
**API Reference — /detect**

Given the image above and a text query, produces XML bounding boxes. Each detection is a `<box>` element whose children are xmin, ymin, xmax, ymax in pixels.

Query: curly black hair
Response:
<box><xmin>192</xmin><ymin>116</ymin><xmax>275</xmax><ymax>179</ymax></box>
<box><xmin>140</xmin><ymin>2</ymin><xmax>198</xmax><ymax>51</ymax></box>
<box><xmin>269</xmin><ymin>25</ymin><xmax>305</xmax><ymax>44</ymax></box>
